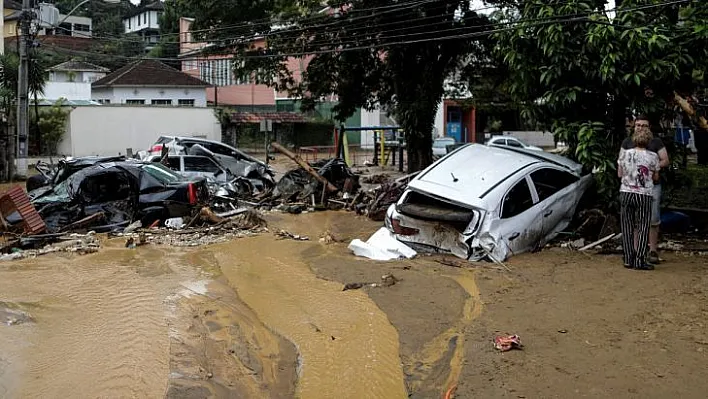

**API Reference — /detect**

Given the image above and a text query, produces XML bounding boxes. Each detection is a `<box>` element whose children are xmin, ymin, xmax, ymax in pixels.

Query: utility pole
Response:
<box><xmin>15</xmin><ymin>0</ymin><xmax>31</xmax><ymax>178</ymax></box>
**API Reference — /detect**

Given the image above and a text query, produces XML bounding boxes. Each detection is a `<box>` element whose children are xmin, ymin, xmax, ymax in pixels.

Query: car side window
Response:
<box><xmin>166</xmin><ymin>157</ymin><xmax>181</xmax><ymax>170</ymax></box>
<box><xmin>507</xmin><ymin>139</ymin><xmax>523</xmax><ymax>148</ymax></box>
<box><xmin>501</xmin><ymin>179</ymin><xmax>535</xmax><ymax>219</ymax></box>
<box><xmin>184</xmin><ymin>157</ymin><xmax>221</xmax><ymax>174</ymax></box>
<box><xmin>530</xmin><ymin>167</ymin><xmax>580</xmax><ymax>202</ymax></box>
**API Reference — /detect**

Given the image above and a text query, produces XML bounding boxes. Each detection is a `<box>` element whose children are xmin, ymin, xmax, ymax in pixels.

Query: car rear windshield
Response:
<box><xmin>141</xmin><ymin>163</ymin><xmax>183</xmax><ymax>183</ymax></box>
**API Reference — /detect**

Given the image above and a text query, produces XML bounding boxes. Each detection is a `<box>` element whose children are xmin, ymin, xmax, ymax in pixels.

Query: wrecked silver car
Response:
<box><xmin>385</xmin><ymin>144</ymin><xmax>593</xmax><ymax>262</ymax></box>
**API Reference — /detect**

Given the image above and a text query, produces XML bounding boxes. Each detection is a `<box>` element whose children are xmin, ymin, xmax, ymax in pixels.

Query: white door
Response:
<box><xmin>490</xmin><ymin>175</ymin><xmax>543</xmax><ymax>259</ymax></box>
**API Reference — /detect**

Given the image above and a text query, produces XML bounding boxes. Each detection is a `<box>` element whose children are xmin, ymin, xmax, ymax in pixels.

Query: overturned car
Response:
<box><xmin>385</xmin><ymin>144</ymin><xmax>593</xmax><ymax>262</ymax></box>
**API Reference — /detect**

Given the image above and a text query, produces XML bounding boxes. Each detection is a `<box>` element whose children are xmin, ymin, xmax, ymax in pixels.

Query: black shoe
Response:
<box><xmin>648</xmin><ymin>251</ymin><xmax>660</xmax><ymax>264</ymax></box>
<box><xmin>624</xmin><ymin>263</ymin><xmax>633</xmax><ymax>269</ymax></box>
<box><xmin>635</xmin><ymin>263</ymin><xmax>655</xmax><ymax>270</ymax></box>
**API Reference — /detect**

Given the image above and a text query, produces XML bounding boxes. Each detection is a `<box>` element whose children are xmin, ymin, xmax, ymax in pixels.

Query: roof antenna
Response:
<box><xmin>451</xmin><ymin>172</ymin><xmax>459</xmax><ymax>182</ymax></box>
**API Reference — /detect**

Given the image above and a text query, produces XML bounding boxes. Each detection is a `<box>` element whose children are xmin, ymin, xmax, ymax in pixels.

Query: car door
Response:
<box><xmin>507</xmin><ymin>138</ymin><xmax>524</xmax><ymax>148</ymax></box>
<box><xmin>528</xmin><ymin>166</ymin><xmax>583</xmax><ymax>242</ymax></box>
<box><xmin>491</xmin><ymin>175</ymin><xmax>543</xmax><ymax>258</ymax></box>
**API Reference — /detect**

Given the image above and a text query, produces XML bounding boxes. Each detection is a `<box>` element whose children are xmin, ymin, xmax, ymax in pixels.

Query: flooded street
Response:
<box><xmin>2</xmin><ymin>210</ymin><xmax>708</xmax><ymax>398</ymax></box>
<box><xmin>0</xmin><ymin>211</ymin><xmax>453</xmax><ymax>398</ymax></box>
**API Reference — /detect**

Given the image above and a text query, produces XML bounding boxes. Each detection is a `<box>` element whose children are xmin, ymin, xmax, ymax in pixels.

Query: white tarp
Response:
<box><xmin>348</xmin><ymin>227</ymin><xmax>417</xmax><ymax>261</ymax></box>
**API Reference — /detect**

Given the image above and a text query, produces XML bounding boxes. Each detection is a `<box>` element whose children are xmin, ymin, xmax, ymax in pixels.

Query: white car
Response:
<box><xmin>433</xmin><ymin>137</ymin><xmax>457</xmax><ymax>158</ymax></box>
<box><xmin>487</xmin><ymin>136</ymin><xmax>544</xmax><ymax>151</ymax></box>
<box><xmin>385</xmin><ymin>144</ymin><xmax>593</xmax><ymax>262</ymax></box>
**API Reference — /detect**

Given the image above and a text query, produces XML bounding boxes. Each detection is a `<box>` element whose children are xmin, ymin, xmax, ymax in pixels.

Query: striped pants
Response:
<box><xmin>619</xmin><ymin>191</ymin><xmax>653</xmax><ymax>267</ymax></box>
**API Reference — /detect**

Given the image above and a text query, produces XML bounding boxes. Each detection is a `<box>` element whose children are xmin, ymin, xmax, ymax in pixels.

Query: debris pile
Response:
<box><xmin>118</xmin><ymin>208</ymin><xmax>268</xmax><ymax>247</ymax></box>
<box><xmin>0</xmin><ymin>233</ymin><xmax>99</xmax><ymax>261</ymax></box>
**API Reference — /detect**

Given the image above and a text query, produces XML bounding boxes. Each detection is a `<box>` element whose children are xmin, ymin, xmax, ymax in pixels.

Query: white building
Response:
<box><xmin>122</xmin><ymin>1</ymin><xmax>163</xmax><ymax>53</ymax></box>
<box><xmin>91</xmin><ymin>59</ymin><xmax>209</xmax><ymax>106</ymax></box>
<box><xmin>43</xmin><ymin>61</ymin><xmax>109</xmax><ymax>101</ymax></box>
<box><xmin>38</xmin><ymin>14</ymin><xmax>92</xmax><ymax>38</ymax></box>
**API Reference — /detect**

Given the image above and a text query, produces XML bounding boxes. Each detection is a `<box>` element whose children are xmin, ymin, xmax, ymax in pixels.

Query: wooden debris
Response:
<box><xmin>271</xmin><ymin>142</ymin><xmax>338</xmax><ymax>192</ymax></box>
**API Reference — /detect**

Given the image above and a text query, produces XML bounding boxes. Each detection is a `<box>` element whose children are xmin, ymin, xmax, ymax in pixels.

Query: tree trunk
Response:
<box><xmin>405</xmin><ymin>130</ymin><xmax>433</xmax><ymax>172</ymax></box>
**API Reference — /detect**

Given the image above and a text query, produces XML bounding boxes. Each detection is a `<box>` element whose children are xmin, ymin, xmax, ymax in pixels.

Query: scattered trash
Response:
<box><xmin>349</xmin><ymin>227</ymin><xmax>417</xmax><ymax>260</ymax></box>
<box><xmin>319</xmin><ymin>230</ymin><xmax>340</xmax><ymax>244</ymax></box>
<box><xmin>125</xmin><ymin>233</ymin><xmax>148</xmax><ymax>249</ymax></box>
<box><xmin>494</xmin><ymin>334</ymin><xmax>523</xmax><ymax>352</ymax></box>
<box><xmin>342</xmin><ymin>273</ymin><xmax>400</xmax><ymax>291</ymax></box>
<box><xmin>165</xmin><ymin>217</ymin><xmax>186</xmax><ymax>229</ymax></box>
<box><xmin>558</xmin><ymin>329</ymin><xmax>568</xmax><ymax>334</ymax></box>
<box><xmin>0</xmin><ymin>233</ymin><xmax>100</xmax><ymax>261</ymax></box>
<box><xmin>275</xmin><ymin>230</ymin><xmax>310</xmax><ymax>241</ymax></box>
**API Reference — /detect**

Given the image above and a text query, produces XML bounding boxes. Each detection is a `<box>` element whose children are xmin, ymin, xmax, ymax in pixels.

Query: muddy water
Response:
<box><xmin>0</xmin><ymin>211</ymin><xmax>479</xmax><ymax>398</ymax></box>
<box><xmin>0</xmin><ymin>245</ymin><xmax>191</xmax><ymax>398</ymax></box>
<box><xmin>215</xmin><ymin>235</ymin><xmax>409</xmax><ymax>399</ymax></box>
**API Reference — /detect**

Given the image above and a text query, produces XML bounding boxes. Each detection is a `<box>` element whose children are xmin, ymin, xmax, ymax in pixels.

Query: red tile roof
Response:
<box><xmin>230</xmin><ymin>112</ymin><xmax>310</xmax><ymax>124</ymax></box>
<box><xmin>5</xmin><ymin>35</ymin><xmax>96</xmax><ymax>52</ymax></box>
<box><xmin>92</xmin><ymin>59</ymin><xmax>210</xmax><ymax>88</ymax></box>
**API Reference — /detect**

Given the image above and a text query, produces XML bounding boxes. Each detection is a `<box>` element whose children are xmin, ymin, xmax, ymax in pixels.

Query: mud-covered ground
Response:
<box><xmin>1</xmin><ymin>210</ymin><xmax>707</xmax><ymax>398</ymax></box>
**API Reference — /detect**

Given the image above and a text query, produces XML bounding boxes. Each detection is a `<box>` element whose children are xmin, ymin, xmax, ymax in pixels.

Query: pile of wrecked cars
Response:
<box><xmin>4</xmin><ymin>137</ymin><xmax>595</xmax><ymax>265</ymax></box>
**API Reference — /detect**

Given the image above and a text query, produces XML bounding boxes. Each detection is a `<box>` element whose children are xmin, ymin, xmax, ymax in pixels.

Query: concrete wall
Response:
<box><xmin>502</xmin><ymin>131</ymin><xmax>556</xmax><ymax>148</ymax></box>
<box><xmin>91</xmin><ymin>86</ymin><xmax>207</xmax><ymax>107</ymax></box>
<box><xmin>44</xmin><ymin>81</ymin><xmax>92</xmax><ymax>100</ymax></box>
<box><xmin>58</xmin><ymin>106</ymin><xmax>221</xmax><ymax>157</ymax></box>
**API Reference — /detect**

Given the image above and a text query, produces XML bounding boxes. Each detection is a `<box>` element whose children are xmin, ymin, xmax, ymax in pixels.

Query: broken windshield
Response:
<box><xmin>142</xmin><ymin>163</ymin><xmax>183</xmax><ymax>184</ymax></box>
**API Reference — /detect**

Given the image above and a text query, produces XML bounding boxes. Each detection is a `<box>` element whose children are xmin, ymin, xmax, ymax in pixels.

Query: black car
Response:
<box><xmin>28</xmin><ymin>155</ymin><xmax>127</xmax><ymax>194</ymax></box>
<box><xmin>31</xmin><ymin>161</ymin><xmax>210</xmax><ymax>232</ymax></box>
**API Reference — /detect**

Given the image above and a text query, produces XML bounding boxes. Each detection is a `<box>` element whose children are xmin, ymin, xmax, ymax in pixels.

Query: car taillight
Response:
<box><xmin>151</xmin><ymin>144</ymin><xmax>163</xmax><ymax>153</ymax></box>
<box><xmin>391</xmin><ymin>218</ymin><xmax>419</xmax><ymax>236</ymax></box>
<box><xmin>187</xmin><ymin>183</ymin><xmax>197</xmax><ymax>205</ymax></box>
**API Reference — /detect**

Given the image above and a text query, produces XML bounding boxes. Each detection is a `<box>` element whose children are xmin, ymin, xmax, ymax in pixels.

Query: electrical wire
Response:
<box><xmin>34</xmin><ymin>0</ymin><xmax>694</xmax><ymax>64</ymax></box>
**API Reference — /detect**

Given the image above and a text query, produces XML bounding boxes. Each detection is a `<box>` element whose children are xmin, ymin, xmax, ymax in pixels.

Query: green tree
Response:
<box><xmin>490</xmin><ymin>0</ymin><xmax>708</xmax><ymax>203</ymax></box>
<box><xmin>149</xmin><ymin>0</ymin><xmax>185</xmax><ymax>68</ymax></box>
<box><xmin>188</xmin><ymin>0</ymin><xmax>492</xmax><ymax>172</ymax></box>
<box><xmin>31</xmin><ymin>98</ymin><xmax>71</xmax><ymax>155</ymax></box>
<box><xmin>0</xmin><ymin>51</ymin><xmax>48</xmax><ymax>179</ymax></box>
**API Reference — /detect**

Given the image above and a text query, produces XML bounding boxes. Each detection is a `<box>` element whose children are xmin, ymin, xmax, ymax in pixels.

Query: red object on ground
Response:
<box><xmin>0</xmin><ymin>185</ymin><xmax>46</xmax><ymax>235</ymax></box>
<box><xmin>494</xmin><ymin>335</ymin><xmax>523</xmax><ymax>352</ymax></box>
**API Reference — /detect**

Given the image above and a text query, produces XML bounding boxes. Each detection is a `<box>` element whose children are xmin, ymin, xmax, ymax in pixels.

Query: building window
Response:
<box><xmin>178</xmin><ymin>99</ymin><xmax>195</xmax><ymax>106</ymax></box>
<box><xmin>74</xmin><ymin>23</ymin><xmax>90</xmax><ymax>32</ymax></box>
<box><xmin>198</xmin><ymin>58</ymin><xmax>243</xmax><ymax>86</ymax></box>
<box><xmin>96</xmin><ymin>99</ymin><xmax>110</xmax><ymax>104</ymax></box>
<box><xmin>58</xmin><ymin>23</ymin><xmax>72</xmax><ymax>35</ymax></box>
<box><xmin>143</xmin><ymin>13</ymin><xmax>147</xmax><ymax>24</ymax></box>
<box><xmin>126</xmin><ymin>99</ymin><xmax>145</xmax><ymax>104</ymax></box>
<box><xmin>151</xmin><ymin>99</ymin><xmax>172</xmax><ymax>105</ymax></box>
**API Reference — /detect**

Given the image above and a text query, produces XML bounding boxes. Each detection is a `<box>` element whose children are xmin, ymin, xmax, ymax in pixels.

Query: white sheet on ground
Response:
<box><xmin>348</xmin><ymin>227</ymin><xmax>417</xmax><ymax>261</ymax></box>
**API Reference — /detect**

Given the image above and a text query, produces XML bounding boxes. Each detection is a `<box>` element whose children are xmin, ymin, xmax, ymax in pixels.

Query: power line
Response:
<box><xmin>38</xmin><ymin>0</ymin><xmax>693</xmax><ymax>64</ymax></box>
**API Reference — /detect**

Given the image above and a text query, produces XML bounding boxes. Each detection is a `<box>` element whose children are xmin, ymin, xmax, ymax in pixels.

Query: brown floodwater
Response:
<box><xmin>0</xmin><ymin>211</ymin><xmax>479</xmax><ymax>398</ymax></box>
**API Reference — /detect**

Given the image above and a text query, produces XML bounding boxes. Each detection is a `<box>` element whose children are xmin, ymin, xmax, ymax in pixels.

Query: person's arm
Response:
<box><xmin>652</xmin><ymin>154</ymin><xmax>660</xmax><ymax>182</ymax></box>
<box><xmin>675</xmin><ymin>92</ymin><xmax>708</xmax><ymax>129</ymax></box>
<box><xmin>657</xmin><ymin>147</ymin><xmax>669</xmax><ymax>168</ymax></box>
<box><xmin>617</xmin><ymin>153</ymin><xmax>624</xmax><ymax>178</ymax></box>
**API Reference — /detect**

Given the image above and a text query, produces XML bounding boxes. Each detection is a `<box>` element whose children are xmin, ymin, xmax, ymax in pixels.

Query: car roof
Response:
<box><xmin>409</xmin><ymin>144</ymin><xmax>542</xmax><ymax>205</ymax></box>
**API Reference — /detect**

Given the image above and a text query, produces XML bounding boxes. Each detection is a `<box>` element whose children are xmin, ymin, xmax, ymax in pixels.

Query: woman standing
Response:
<box><xmin>617</xmin><ymin>129</ymin><xmax>660</xmax><ymax>270</ymax></box>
